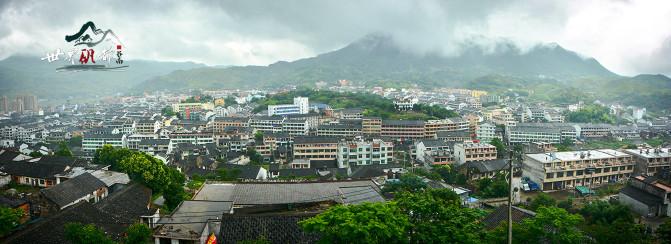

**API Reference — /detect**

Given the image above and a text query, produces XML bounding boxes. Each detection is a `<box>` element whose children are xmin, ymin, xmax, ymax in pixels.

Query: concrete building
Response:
<box><xmin>317</xmin><ymin>123</ymin><xmax>362</xmax><ymax>137</ymax></box>
<box><xmin>424</xmin><ymin>118</ymin><xmax>469</xmax><ymax>138</ymax></box>
<box><xmin>381</xmin><ymin>120</ymin><xmax>425</xmax><ymax>141</ymax></box>
<box><xmin>476</xmin><ymin>123</ymin><xmax>496</xmax><ymax>143</ymax></box>
<box><xmin>267</xmin><ymin>97</ymin><xmax>309</xmax><ymax>116</ymax></box>
<box><xmin>249</xmin><ymin>116</ymin><xmax>285</xmax><ymax>133</ymax></box>
<box><xmin>574</xmin><ymin>123</ymin><xmax>612</xmax><ymax>139</ymax></box>
<box><xmin>522</xmin><ymin>149</ymin><xmax>634</xmax><ymax>191</ymax></box>
<box><xmin>134</xmin><ymin>119</ymin><xmax>161</xmax><ymax>134</ymax></box>
<box><xmin>414</xmin><ymin>140</ymin><xmax>454</xmax><ymax>165</ymax></box>
<box><xmin>167</xmin><ymin>132</ymin><xmax>215</xmax><ymax>153</ymax></box>
<box><xmin>506</xmin><ymin>123</ymin><xmax>577</xmax><ymax>144</ymax></box>
<box><xmin>619</xmin><ymin>175</ymin><xmax>671</xmax><ymax>217</ymax></box>
<box><xmin>292</xmin><ymin>136</ymin><xmax>340</xmax><ymax>162</ymax></box>
<box><xmin>454</xmin><ymin>141</ymin><xmax>497</xmax><ymax>165</ymax></box>
<box><xmin>362</xmin><ymin>117</ymin><xmax>382</xmax><ymax>136</ymax></box>
<box><xmin>282</xmin><ymin>118</ymin><xmax>310</xmax><ymax>135</ymax></box>
<box><xmin>210</xmin><ymin>117</ymin><xmax>250</xmax><ymax>133</ymax></box>
<box><xmin>337</xmin><ymin>139</ymin><xmax>394</xmax><ymax>167</ymax></box>
<box><xmin>82</xmin><ymin>133</ymin><xmax>126</xmax><ymax>153</ymax></box>
<box><xmin>623</xmin><ymin>148</ymin><xmax>671</xmax><ymax>176</ymax></box>
<box><xmin>171</xmin><ymin>102</ymin><xmax>214</xmax><ymax>113</ymax></box>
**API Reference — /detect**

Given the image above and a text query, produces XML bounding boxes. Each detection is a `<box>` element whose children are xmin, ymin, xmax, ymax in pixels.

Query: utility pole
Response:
<box><xmin>508</xmin><ymin>149</ymin><xmax>514</xmax><ymax>244</ymax></box>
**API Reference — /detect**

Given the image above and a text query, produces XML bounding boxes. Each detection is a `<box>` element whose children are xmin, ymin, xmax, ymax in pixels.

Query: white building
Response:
<box><xmin>82</xmin><ymin>133</ymin><xmax>127</xmax><ymax>153</ymax></box>
<box><xmin>267</xmin><ymin>97</ymin><xmax>309</xmax><ymax>116</ymax></box>
<box><xmin>337</xmin><ymin>139</ymin><xmax>394</xmax><ymax>168</ymax></box>
<box><xmin>476</xmin><ymin>123</ymin><xmax>496</xmax><ymax>143</ymax></box>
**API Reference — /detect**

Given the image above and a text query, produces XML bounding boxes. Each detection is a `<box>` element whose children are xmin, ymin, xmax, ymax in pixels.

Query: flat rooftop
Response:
<box><xmin>526</xmin><ymin>149</ymin><xmax>630</xmax><ymax>163</ymax></box>
<box><xmin>622</xmin><ymin>148</ymin><xmax>671</xmax><ymax>158</ymax></box>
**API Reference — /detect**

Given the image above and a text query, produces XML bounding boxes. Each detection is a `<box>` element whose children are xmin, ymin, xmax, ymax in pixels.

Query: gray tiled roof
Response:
<box><xmin>41</xmin><ymin>172</ymin><xmax>107</xmax><ymax>208</ymax></box>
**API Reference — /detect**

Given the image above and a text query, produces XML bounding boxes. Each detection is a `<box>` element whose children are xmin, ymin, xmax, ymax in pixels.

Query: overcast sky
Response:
<box><xmin>0</xmin><ymin>0</ymin><xmax>669</xmax><ymax>76</ymax></box>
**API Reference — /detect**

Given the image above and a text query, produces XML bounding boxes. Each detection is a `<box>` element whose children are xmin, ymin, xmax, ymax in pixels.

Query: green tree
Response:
<box><xmin>93</xmin><ymin>145</ymin><xmax>134</xmax><ymax>170</ymax></box>
<box><xmin>0</xmin><ymin>207</ymin><xmax>23</xmax><ymax>236</ymax></box>
<box><xmin>382</xmin><ymin>174</ymin><xmax>427</xmax><ymax>194</ymax></box>
<box><xmin>557</xmin><ymin>198</ymin><xmax>573</xmax><ymax>211</ymax></box>
<box><xmin>476</xmin><ymin>173</ymin><xmax>509</xmax><ymax>198</ymax></box>
<box><xmin>579</xmin><ymin>201</ymin><xmax>648</xmax><ymax>244</ymax></box>
<box><xmin>161</xmin><ymin>106</ymin><xmax>176</xmax><ymax>117</ymax></box>
<box><xmin>395</xmin><ymin>189</ymin><xmax>484</xmax><ymax>243</ymax></box>
<box><xmin>64</xmin><ymin>222</ymin><xmax>115</xmax><ymax>244</ymax></box>
<box><xmin>245</xmin><ymin>149</ymin><xmax>264</xmax><ymax>165</ymax></box>
<box><xmin>55</xmin><ymin>141</ymin><xmax>73</xmax><ymax>157</ymax></box>
<box><xmin>254</xmin><ymin>131</ymin><xmax>264</xmax><ymax>141</ymax></box>
<box><xmin>300</xmin><ymin>202</ymin><xmax>409</xmax><ymax>244</ymax></box>
<box><xmin>125</xmin><ymin>222</ymin><xmax>152</xmax><ymax>244</ymax></box>
<box><xmin>529</xmin><ymin>192</ymin><xmax>556</xmax><ymax>211</ymax></box>
<box><xmin>658</xmin><ymin>218</ymin><xmax>671</xmax><ymax>244</ymax></box>
<box><xmin>163</xmin><ymin>183</ymin><xmax>187</xmax><ymax>211</ymax></box>
<box><xmin>490</xmin><ymin>138</ymin><xmax>507</xmax><ymax>159</ymax></box>
<box><xmin>515</xmin><ymin>207</ymin><xmax>586</xmax><ymax>244</ymax></box>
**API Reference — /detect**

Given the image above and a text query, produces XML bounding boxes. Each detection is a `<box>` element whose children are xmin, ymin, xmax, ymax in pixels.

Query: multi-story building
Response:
<box><xmin>171</xmin><ymin>102</ymin><xmax>214</xmax><ymax>113</ymax></box>
<box><xmin>622</xmin><ymin>148</ymin><xmax>671</xmax><ymax>176</ymax></box>
<box><xmin>82</xmin><ymin>133</ymin><xmax>127</xmax><ymax>153</ymax></box>
<box><xmin>506</xmin><ymin>123</ymin><xmax>577</xmax><ymax>144</ymax></box>
<box><xmin>249</xmin><ymin>116</ymin><xmax>284</xmax><ymax>133</ymax></box>
<box><xmin>167</xmin><ymin>132</ymin><xmax>214</xmax><ymax>153</ymax></box>
<box><xmin>339</xmin><ymin>108</ymin><xmax>364</xmax><ymax>120</ymax></box>
<box><xmin>476</xmin><ymin>123</ymin><xmax>496</xmax><ymax>143</ymax></box>
<box><xmin>522</xmin><ymin>149</ymin><xmax>634</xmax><ymax>191</ymax></box>
<box><xmin>210</xmin><ymin>117</ymin><xmax>250</xmax><ymax>133</ymax></box>
<box><xmin>453</xmin><ymin>141</ymin><xmax>497</xmax><ymax>165</ymax></box>
<box><xmin>317</xmin><ymin>123</ymin><xmax>362</xmax><ymax>137</ymax></box>
<box><xmin>0</xmin><ymin>123</ymin><xmax>44</xmax><ymax>144</ymax></box>
<box><xmin>267</xmin><ymin>97</ymin><xmax>309</xmax><ymax>116</ymax></box>
<box><xmin>282</xmin><ymin>118</ymin><xmax>310</xmax><ymax>135</ymax></box>
<box><xmin>414</xmin><ymin>140</ymin><xmax>454</xmax><ymax>165</ymax></box>
<box><xmin>381</xmin><ymin>120</ymin><xmax>425</xmax><ymax>141</ymax></box>
<box><xmin>362</xmin><ymin>117</ymin><xmax>382</xmax><ymax>136</ymax></box>
<box><xmin>292</xmin><ymin>136</ymin><xmax>340</xmax><ymax>162</ymax></box>
<box><xmin>619</xmin><ymin>175</ymin><xmax>671</xmax><ymax>217</ymax></box>
<box><xmin>574</xmin><ymin>123</ymin><xmax>612</xmax><ymax>139</ymax></box>
<box><xmin>424</xmin><ymin>118</ymin><xmax>469</xmax><ymax>138</ymax></box>
<box><xmin>134</xmin><ymin>119</ymin><xmax>161</xmax><ymax>134</ymax></box>
<box><xmin>337</xmin><ymin>139</ymin><xmax>394</xmax><ymax>167</ymax></box>
<box><xmin>436</xmin><ymin>131</ymin><xmax>471</xmax><ymax>142</ymax></box>
<box><xmin>0</xmin><ymin>96</ymin><xmax>9</xmax><ymax>113</ymax></box>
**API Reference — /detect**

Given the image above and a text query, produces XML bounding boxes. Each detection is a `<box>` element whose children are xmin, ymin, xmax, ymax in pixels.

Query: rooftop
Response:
<box><xmin>526</xmin><ymin>149</ymin><xmax>631</xmax><ymax>163</ymax></box>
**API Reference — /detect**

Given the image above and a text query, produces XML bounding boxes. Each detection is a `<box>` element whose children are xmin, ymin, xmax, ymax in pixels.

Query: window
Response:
<box><xmin>40</xmin><ymin>179</ymin><xmax>44</xmax><ymax>185</ymax></box>
<box><xmin>546</xmin><ymin>173</ymin><xmax>554</xmax><ymax>178</ymax></box>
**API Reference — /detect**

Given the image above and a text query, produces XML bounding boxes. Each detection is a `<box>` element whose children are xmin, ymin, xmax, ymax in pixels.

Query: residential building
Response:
<box><xmin>337</xmin><ymin>139</ymin><xmax>394</xmax><ymax>167</ymax></box>
<box><xmin>154</xmin><ymin>200</ymin><xmax>234</xmax><ymax>244</ymax></box>
<box><xmin>414</xmin><ymin>140</ymin><xmax>454</xmax><ymax>165</ymax></box>
<box><xmin>211</xmin><ymin>117</ymin><xmax>250</xmax><ymax>132</ymax></box>
<box><xmin>317</xmin><ymin>122</ymin><xmax>362</xmax><ymax>137</ymax></box>
<box><xmin>282</xmin><ymin>118</ymin><xmax>310</xmax><ymax>135</ymax></box>
<box><xmin>134</xmin><ymin>119</ymin><xmax>161</xmax><ymax>134</ymax></box>
<box><xmin>618</xmin><ymin>175</ymin><xmax>671</xmax><ymax>217</ymax></box>
<box><xmin>249</xmin><ymin>116</ymin><xmax>284</xmax><ymax>133</ymax></box>
<box><xmin>454</xmin><ymin>141</ymin><xmax>497</xmax><ymax>165</ymax></box>
<box><xmin>476</xmin><ymin>123</ymin><xmax>497</xmax><ymax>143</ymax></box>
<box><xmin>293</xmin><ymin>136</ymin><xmax>340</xmax><ymax>161</ymax></box>
<box><xmin>82</xmin><ymin>133</ymin><xmax>126</xmax><ymax>153</ymax></box>
<box><xmin>171</xmin><ymin>102</ymin><xmax>214</xmax><ymax>113</ymax></box>
<box><xmin>522</xmin><ymin>149</ymin><xmax>635</xmax><ymax>191</ymax></box>
<box><xmin>462</xmin><ymin>159</ymin><xmax>509</xmax><ymax>181</ymax></box>
<box><xmin>506</xmin><ymin>123</ymin><xmax>577</xmax><ymax>144</ymax></box>
<box><xmin>623</xmin><ymin>148</ymin><xmax>671</xmax><ymax>176</ymax></box>
<box><xmin>40</xmin><ymin>173</ymin><xmax>108</xmax><ymax>210</ymax></box>
<box><xmin>424</xmin><ymin>118</ymin><xmax>469</xmax><ymax>138</ymax></box>
<box><xmin>381</xmin><ymin>120</ymin><xmax>425</xmax><ymax>140</ymax></box>
<box><xmin>362</xmin><ymin>117</ymin><xmax>382</xmax><ymax>136</ymax></box>
<box><xmin>267</xmin><ymin>97</ymin><xmax>309</xmax><ymax>116</ymax></box>
<box><xmin>167</xmin><ymin>132</ymin><xmax>214</xmax><ymax>153</ymax></box>
<box><xmin>574</xmin><ymin>123</ymin><xmax>612</xmax><ymax>138</ymax></box>
<box><xmin>339</xmin><ymin>108</ymin><xmax>364</xmax><ymax>120</ymax></box>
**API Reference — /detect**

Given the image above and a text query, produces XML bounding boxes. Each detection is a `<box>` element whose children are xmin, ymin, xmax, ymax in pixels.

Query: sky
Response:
<box><xmin>0</xmin><ymin>0</ymin><xmax>669</xmax><ymax>76</ymax></box>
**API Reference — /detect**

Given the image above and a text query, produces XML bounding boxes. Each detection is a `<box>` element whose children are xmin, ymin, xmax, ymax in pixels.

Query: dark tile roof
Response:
<box><xmin>620</xmin><ymin>185</ymin><xmax>664</xmax><ymax>206</ymax></box>
<box><xmin>0</xmin><ymin>161</ymin><xmax>68</xmax><ymax>179</ymax></box>
<box><xmin>482</xmin><ymin>205</ymin><xmax>536</xmax><ymax>230</ymax></box>
<box><xmin>95</xmin><ymin>183</ymin><xmax>154</xmax><ymax>222</ymax></box>
<box><xmin>464</xmin><ymin>159</ymin><xmax>509</xmax><ymax>173</ymax></box>
<box><xmin>4</xmin><ymin>202</ymin><xmax>128</xmax><ymax>244</ymax></box>
<box><xmin>218</xmin><ymin>214</ymin><xmax>320</xmax><ymax>244</ymax></box>
<box><xmin>5</xmin><ymin>183</ymin><xmax>153</xmax><ymax>244</ymax></box>
<box><xmin>41</xmin><ymin>172</ymin><xmax>107</xmax><ymax>208</ymax></box>
<box><xmin>0</xmin><ymin>150</ymin><xmax>21</xmax><ymax>162</ymax></box>
<box><xmin>217</xmin><ymin>164</ymin><xmax>263</xmax><ymax>179</ymax></box>
<box><xmin>0</xmin><ymin>196</ymin><xmax>27</xmax><ymax>208</ymax></box>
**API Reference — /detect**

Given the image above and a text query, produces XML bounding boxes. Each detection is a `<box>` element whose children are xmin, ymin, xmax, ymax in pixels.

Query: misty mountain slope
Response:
<box><xmin>0</xmin><ymin>56</ymin><xmax>204</xmax><ymax>99</ymax></box>
<box><xmin>138</xmin><ymin>34</ymin><xmax>618</xmax><ymax>91</ymax></box>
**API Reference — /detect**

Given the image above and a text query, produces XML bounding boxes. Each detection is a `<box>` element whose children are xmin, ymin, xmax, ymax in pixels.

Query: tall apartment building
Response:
<box><xmin>0</xmin><ymin>96</ymin><xmax>8</xmax><ymax>113</ymax></box>
<box><xmin>622</xmin><ymin>148</ymin><xmax>671</xmax><ymax>176</ymax></box>
<box><xmin>23</xmin><ymin>95</ymin><xmax>38</xmax><ymax>111</ymax></box>
<box><xmin>267</xmin><ymin>97</ymin><xmax>309</xmax><ymax>116</ymax></box>
<box><xmin>381</xmin><ymin>120</ymin><xmax>425</xmax><ymax>140</ymax></box>
<box><xmin>337</xmin><ymin>139</ymin><xmax>394</xmax><ymax>167</ymax></box>
<box><xmin>454</xmin><ymin>141</ymin><xmax>497</xmax><ymax>165</ymax></box>
<box><xmin>522</xmin><ymin>149</ymin><xmax>634</xmax><ymax>191</ymax></box>
<box><xmin>292</xmin><ymin>136</ymin><xmax>340</xmax><ymax>161</ymax></box>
